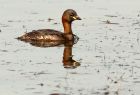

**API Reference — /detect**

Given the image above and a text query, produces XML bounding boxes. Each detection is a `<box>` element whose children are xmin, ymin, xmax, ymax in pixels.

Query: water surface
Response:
<box><xmin>0</xmin><ymin>0</ymin><xmax>140</xmax><ymax>95</ymax></box>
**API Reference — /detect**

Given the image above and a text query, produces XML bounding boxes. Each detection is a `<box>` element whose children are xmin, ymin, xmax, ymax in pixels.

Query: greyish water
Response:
<box><xmin>0</xmin><ymin>0</ymin><xmax>140</xmax><ymax>95</ymax></box>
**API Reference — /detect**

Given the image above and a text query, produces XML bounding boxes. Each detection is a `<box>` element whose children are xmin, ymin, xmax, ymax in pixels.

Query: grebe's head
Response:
<box><xmin>62</xmin><ymin>9</ymin><xmax>81</xmax><ymax>23</ymax></box>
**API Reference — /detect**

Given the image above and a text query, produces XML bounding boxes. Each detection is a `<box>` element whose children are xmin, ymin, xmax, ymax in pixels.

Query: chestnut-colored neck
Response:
<box><xmin>62</xmin><ymin>20</ymin><xmax>72</xmax><ymax>34</ymax></box>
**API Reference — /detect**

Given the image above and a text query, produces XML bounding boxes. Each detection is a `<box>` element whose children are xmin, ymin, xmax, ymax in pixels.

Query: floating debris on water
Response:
<box><xmin>103</xmin><ymin>20</ymin><xmax>119</xmax><ymax>24</ymax></box>
<box><xmin>48</xmin><ymin>18</ymin><xmax>54</xmax><ymax>22</ymax></box>
<box><xmin>105</xmin><ymin>15</ymin><xmax>118</xmax><ymax>17</ymax></box>
<box><xmin>53</xmin><ymin>22</ymin><xmax>59</xmax><ymax>25</ymax></box>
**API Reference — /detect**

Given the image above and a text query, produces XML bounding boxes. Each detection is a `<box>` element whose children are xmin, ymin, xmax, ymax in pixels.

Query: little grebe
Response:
<box><xmin>17</xmin><ymin>9</ymin><xmax>81</xmax><ymax>41</ymax></box>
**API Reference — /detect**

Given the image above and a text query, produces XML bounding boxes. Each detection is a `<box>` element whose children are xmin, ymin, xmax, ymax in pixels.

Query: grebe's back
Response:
<box><xmin>17</xmin><ymin>29</ymin><xmax>65</xmax><ymax>41</ymax></box>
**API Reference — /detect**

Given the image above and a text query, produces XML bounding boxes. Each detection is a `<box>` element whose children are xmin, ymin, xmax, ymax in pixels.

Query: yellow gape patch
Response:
<box><xmin>73</xmin><ymin>16</ymin><xmax>77</xmax><ymax>20</ymax></box>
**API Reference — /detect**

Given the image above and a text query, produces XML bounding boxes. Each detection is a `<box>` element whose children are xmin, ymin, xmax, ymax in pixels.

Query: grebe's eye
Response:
<box><xmin>70</xmin><ymin>13</ymin><xmax>75</xmax><ymax>16</ymax></box>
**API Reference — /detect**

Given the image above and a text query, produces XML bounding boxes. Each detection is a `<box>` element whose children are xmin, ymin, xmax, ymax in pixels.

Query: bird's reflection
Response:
<box><xmin>63</xmin><ymin>41</ymin><xmax>80</xmax><ymax>69</ymax></box>
<box><xmin>18</xmin><ymin>38</ymin><xmax>80</xmax><ymax>69</ymax></box>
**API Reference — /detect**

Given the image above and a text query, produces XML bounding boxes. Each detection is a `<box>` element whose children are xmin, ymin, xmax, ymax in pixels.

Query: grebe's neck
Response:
<box><xmin>62</xmin><ymin>21</ymin><xmax>72</xmax><ymax>34</ymax></box>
